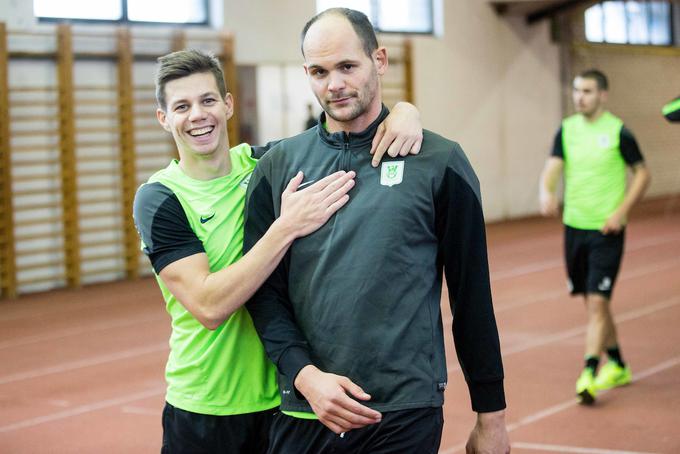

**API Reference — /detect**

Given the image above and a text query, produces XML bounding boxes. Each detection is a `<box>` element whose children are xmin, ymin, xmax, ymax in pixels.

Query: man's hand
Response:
<box><xmin>538</xmin><ymin>157</ymin><xmax>563</xmax><ymax>217</ymax></box>
<box><xmin>279</xmin><ymin>171</ymin><xmax>355</xmax><ymax>238</ymax></box>
<box><xmin>294</xmin><ymin>365</ymin><xmax>382</xmax><ymax>434</ymax></box>
<box><xmin>370</xmin><ymin>102</ymin><xmax>423</xmax><ymax>167</ymax></box>
<box><xmin>465</xmin><ymin>410</ymin><xmax>510</xmax><ymax>454</ymax></box>
<box><xmin>539</xmin><ymin>192</ymin><xmax>559</xmax><ymax>217</ymax></box>
<box><xmin>601</xmin><ymin>211</ymin><xmax>625</xmax><ymax>235</ymax></box>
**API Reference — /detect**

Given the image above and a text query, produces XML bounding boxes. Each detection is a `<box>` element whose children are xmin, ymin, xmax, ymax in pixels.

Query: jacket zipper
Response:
<box><xmin>342</xmin><ymin>134</ymin><xmax>350</xmax><ymax>171</ymax></box>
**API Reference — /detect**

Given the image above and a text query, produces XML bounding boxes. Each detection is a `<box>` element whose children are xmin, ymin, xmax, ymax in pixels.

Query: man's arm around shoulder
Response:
<box><xmin>157</xmin><ymin>170</ymin><xmax>355</xmax><ymax>330</ymax></box>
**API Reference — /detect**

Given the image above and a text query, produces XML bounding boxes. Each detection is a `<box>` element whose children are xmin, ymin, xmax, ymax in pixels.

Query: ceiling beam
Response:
<box><xmin>526</xmin><ymin>0</ymin><xmax>592</xmax><ymax>24</ymax></box>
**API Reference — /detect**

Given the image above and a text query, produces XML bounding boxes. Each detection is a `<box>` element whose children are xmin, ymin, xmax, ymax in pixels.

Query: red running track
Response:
<box><xmin>1</xmin><ymin>199</ymin><xmax>679</xmax><ymax>453</ymax></box>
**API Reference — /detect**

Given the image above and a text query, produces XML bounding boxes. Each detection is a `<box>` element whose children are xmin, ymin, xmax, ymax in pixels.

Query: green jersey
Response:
<box><xmin>552</xmin><ymin>112</ymin><xmax>644</xmax><ymax>230</ymax></box>
<box><xmin>133</xmin><ymin>143</ymin><xmax>279</xmax><ymax>415</ymax></box>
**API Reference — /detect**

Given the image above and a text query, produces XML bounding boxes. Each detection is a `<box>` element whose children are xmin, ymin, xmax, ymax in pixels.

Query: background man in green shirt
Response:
<box><xmin>539</xmin><ymin>69</ymin><xmax>651</xmax><ymax>405</ymax></box>
<box><xmin>662</xmin><ymin>95</ymin><xmax>680</xmax><ymax>123</ymax></box>
<box><xmin>133</xmin><ymin>49</ymin><xmax>422</xmax><ymax>453</ymax></box>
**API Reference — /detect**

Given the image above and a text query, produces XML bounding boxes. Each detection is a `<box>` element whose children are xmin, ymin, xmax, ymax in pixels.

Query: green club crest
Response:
<box><xmin>380</xmin><ymin>161</ymin><xmax>404</xmax><ymax>187</ymax></box>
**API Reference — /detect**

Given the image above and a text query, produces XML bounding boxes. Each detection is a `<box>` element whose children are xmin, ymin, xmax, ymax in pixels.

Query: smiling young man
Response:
<box><xmin>540</xmin><ymin>69</ymin><xmax>651</xmax><ymax>405</ymax></box>
<box><xmin>133</xmin><ymin>49</ymin><xmax>423</xmax><ymax>453</ymax></box>
<box><xmin>244</xmin><ymin>9</ymin><xmax>509</xmax><ymax>454</ymax></box>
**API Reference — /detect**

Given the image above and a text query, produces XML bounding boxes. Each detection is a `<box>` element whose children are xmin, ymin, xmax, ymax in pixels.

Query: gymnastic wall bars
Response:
<box><xmin>0</xmin><ymin>23</ymin><xmax>239</xmax><ymax>297</ymax></box>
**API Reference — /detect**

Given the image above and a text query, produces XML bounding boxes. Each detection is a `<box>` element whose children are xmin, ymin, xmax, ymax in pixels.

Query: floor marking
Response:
<box><xmin>492</xmin><ymin>259</ymin><xmax>562</xmax><ymax>281</ymax></box>
<box><xmin>0</xmin><ymin>342</ymin><xmax>168</xmax><ymax>385</ymax></box>
<box><xmin>447</xmin><ymin>295</ymin><xmax>680</xmax><ymax>371</ymax></box>
<box><xmin>618</xmin><ymin>256</ymin><xmax>680</xmax><ymax>280</ymax></box>
<box><xmin>0</xmin><ymin>313</ymin><xmax>167</xmax><ymax>350</ymax></box>
<box><xmin>489</xmin><ymin>234</ymin><xmax>680</xmax><ymax>282</ymax></box>
<box><xmin>441</xmin><ymin>256</ymin><xmax>680</xmax><ymax>327</ymax></box>
<box><xmin>121</xmin><ymin>405</ymin><xmax>159</xmax><ymax>416</ymax></box>
<box><xmin>439</xmin><ymin>355</ymin><xmax>680</xmax><ymax>454</ymax></box>
<box><xmin>494</xmin><ymin>289</ymin><xmax>564</xmax><ymax>314</ymax></box>
<box><xmin>0</xmin><ymin>387</ymin><xmax>165</xmax><ymax>433</ymax></box>
<box><xmin>511</xmin><ymin>442</ymin><xmax>659</xmax><ymax>454</ymax></box>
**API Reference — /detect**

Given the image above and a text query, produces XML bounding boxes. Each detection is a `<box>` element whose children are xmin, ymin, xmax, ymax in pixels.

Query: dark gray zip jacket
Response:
<box><xmin>244</xmin><ymin>106</ymin><xmax>505</xmax><ymax>413</ymax></box>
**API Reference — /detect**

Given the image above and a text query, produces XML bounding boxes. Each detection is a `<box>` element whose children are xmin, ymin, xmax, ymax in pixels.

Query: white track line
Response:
<box><xmin>447</xmin><ymin>295</ymin><xmax>680</xmax><ymax>371</ymax></box>
<box><xmin>121</xmin><ymin>405</ymin><xmax>159</xmax><ymax>416</ymax></box>
<box><xmin>441</xmin><ymin>255</ymin><xmax>680</xmax><ymax>327</ymax></box>
<box><xmin>490</xmin><ymin>233</ymin><xmax>680</xmax><ymax>282</ymax></box>
<box><xmin>511</xmin><ymin>442</ymin><xmax>659</xmax><ymax>454</ymax></box>
<box><xmin>0</xmin><ymin>386</ymin><xmax>165</xmax><ymax>433</ymax></box>
<box><xmin>0</xmin><ymin>313</ymin><xmax>167</xmax><ymax>350</ymax></box>
<box><xmin>0</xmin><ymin>342</ymin><xmax>168</xmax><ymax>386</ymax></box>
<box><xmin>439</xmin><ymin>355</ymin><xmax>680</xmax><ymax>454</ymax></box>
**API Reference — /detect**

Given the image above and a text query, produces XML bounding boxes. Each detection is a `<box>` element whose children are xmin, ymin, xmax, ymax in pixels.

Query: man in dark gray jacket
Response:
<box><xmin>245</xmin><ymin>8</ymin><xmax>509</xmax><ymax>454</ymax></box>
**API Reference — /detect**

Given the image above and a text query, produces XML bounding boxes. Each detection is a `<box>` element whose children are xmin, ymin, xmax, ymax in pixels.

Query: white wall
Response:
<box><xmin>222</xmin><ymin>0</ymin><xmax>316</xmax><ymax>64</ymax></box>
<box><xmin>410</xmin><ymin>4</ymin><xmax>560</xmax><ymax>220</ymax></box>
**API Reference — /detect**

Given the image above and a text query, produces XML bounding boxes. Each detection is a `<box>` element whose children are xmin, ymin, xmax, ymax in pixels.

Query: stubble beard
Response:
<box><xmin>321</xmin><ymin>72</ymin><xmax>379</xmax><ymax>123</ymax></box>
<box><xmin>322</xmin><ymin>94</ymin><xmax>364</xmax><ymax>122</ymax></box>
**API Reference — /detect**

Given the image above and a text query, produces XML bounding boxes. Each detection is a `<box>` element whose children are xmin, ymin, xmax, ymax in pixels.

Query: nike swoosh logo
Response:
<box><xmin>299</xmin><ymin>180</ymin><xmax>316</xmax><ymax>189</ymax></box>
<box><xmin>200</xmin><ymin>214</ymin><xmax>215</xmax><ymax>224</ymax></box>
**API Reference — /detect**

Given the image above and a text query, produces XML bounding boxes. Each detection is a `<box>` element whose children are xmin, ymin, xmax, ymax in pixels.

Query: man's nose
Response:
<box><xmin>327</xmin><ymin>72</ymin><xmax>346</xmax><ymax>92</ymax></box>
<box><xmin>189</xmin><ymin>103</ymin><xmax>207</xmax><ymax>120</ymax></box>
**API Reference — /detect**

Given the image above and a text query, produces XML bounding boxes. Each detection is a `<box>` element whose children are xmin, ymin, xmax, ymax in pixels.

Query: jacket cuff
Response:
<box><xmin>278</xmin><ymin>345</ymin><xmax>313</xmax><ymax>384</ymax></box>
<box><xmin>468</xmin><ymin>379</ymin><xmax>506</xmax><ymax>413</ymax></box>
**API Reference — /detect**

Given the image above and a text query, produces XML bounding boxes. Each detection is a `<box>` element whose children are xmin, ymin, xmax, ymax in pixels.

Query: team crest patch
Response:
<box><xmin>380</xmin><ymin>161</ymin><xmax>404</xmax><ymax>187</ymax></box>
<box><xmin>598</xmin><ymin>134</ymin><xmax>611</xmax><ymax>148</ymax></box>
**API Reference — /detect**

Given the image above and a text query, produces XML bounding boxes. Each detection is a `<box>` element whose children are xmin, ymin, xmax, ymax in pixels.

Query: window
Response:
<box><xmin>316</xmin><ymin>0</ymin><xmax>434</xmax><ymax>34</ymax></box>
<box><xmin>585</xmin><ymin>1</ymin><xmax>673</xmax><ymax>46</ymax></box>
<box><xmin>34</xmin><ymin>0</ymin><xmax>209</xmax><ymax>25</ymax></box>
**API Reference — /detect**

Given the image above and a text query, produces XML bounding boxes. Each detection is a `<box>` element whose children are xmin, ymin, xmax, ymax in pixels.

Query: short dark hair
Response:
<box><xmin>300</xmin><ymin>8</ymin><xmax>378</xmax><ymax>58</ymax></box>
<box><xmin>578</xmin><ymin>69</ymin><xmax>608</xmax><ymax>91</ymax></box>
<box><xmin>155</xmin><ymin>49</ymin><xmax>227</xmax><ymax>111</ymax></box>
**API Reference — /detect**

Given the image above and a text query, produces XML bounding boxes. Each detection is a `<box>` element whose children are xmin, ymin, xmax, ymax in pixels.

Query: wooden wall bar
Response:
<box><xmin>117</xmin><ymin>28</ymin><xmax>139</xmax><ymax>280</ymax></box>
<box><xmin>0</xmin><ymin>23</ymin><xmax>17</xmax><ymax>298</ymax></box>
<box><xmin>403</xmin><ymin>39</ymin><xmax>414</xmax><ymax>104</ymax></box>
<box><xmin>56</xmin><ymin>24</ymin><xmax>81</xmax><ymax>289</ymax></box>
<box><xmin>221</xmin><ymin>32</ymin><xmax>240</xmax><ymax>146</ymax></box>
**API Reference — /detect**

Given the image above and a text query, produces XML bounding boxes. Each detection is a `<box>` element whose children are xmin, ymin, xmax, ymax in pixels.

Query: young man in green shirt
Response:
<box><xmin>539</xmin><ymin>69</ymin><xmax>651</xmax><ymax>405</ymax></box>
<box><xmin>133</xmin><ymin>49</ymin><xmax>422</xmax><ymax>452</ymax></box>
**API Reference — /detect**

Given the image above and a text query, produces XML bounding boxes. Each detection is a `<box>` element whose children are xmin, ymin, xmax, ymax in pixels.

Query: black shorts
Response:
<box><xmin>161</xmin><ymin>402</ymin><xmax>276</xmax><ymax>454</ymax></box>
<box><xmin>267</xmin><ymin>407</ymin><xmax>443</xmax><ymax>454</ymax></box>
<box><xmin>564</xmin><ymin>225</ymin><xmax>625</xmax><ymax>298</ymax></box>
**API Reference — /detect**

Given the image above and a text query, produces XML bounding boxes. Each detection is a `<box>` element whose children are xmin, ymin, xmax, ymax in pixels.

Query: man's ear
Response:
<box><xmin>224</xmin><ymin>92</ymin><xmax>234</xmax><ymax>121</ymax></box>
<box><xmin>600</xmin><ymin>90</ymin><xmax>609</xmax><ymax>104</ymax></box>
<box><xmin>374</xmin><ymin>46</ymin><xmax>388</xmax><ymax>76</ymax></box>
<box><xmin>156</xmin><ymin>108</ymin><xmax>171</xmax><ymax>132</ymax></box>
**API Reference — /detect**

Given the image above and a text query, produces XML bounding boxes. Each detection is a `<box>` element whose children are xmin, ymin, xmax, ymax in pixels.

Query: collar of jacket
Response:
<box><xmin>317</xmin><ymin>104</ymin><xmax>390</xmax><ymax>149</ymax></box>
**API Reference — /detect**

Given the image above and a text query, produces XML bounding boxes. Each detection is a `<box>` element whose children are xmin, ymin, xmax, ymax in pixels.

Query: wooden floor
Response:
<box><xmin>1</xmin><ymin>200</ymin><xmax>679</xmax><ymax>453</ymax></box>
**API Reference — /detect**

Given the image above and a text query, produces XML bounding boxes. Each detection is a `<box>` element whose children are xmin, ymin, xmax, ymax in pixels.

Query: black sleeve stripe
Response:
<box><xmin>551</xmin><ymin>128</ymin><xmax>564</xmax><ymax>159</ymax></box>
<box><xmin>133</xmin><ymin>182</ymin><xmax>205</xmax><ymax>274</ymax></box>
<box><xmin>619</xmin><ymin>126</ymin><xmax>644</xmax><ymax>166</ymax></box>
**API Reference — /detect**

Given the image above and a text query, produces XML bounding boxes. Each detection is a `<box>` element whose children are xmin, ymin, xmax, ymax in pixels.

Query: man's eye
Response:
<box><xmin>174</xmin><ymin>104</ymin><xmax>188</xmax><ymax>112</ymax></box>
<box><xmin>204</xmin><ymin>98</ymin><xmax>216</xmax><ymax>105</ymax></box>
<box><xmin>342</xmin><ymin>64</ymin><xmax>354</xmax><ymax>71</ymax></box>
